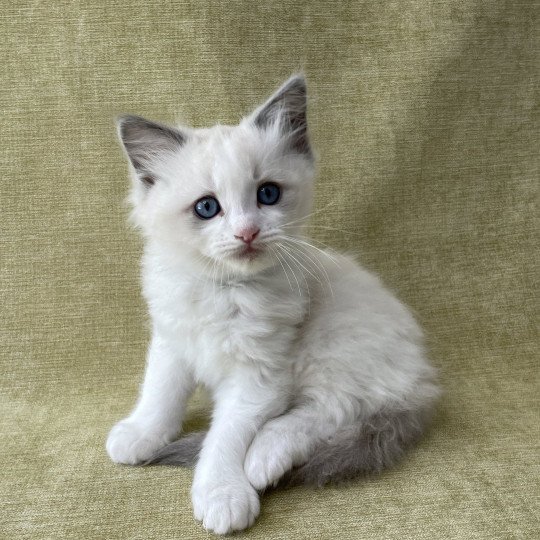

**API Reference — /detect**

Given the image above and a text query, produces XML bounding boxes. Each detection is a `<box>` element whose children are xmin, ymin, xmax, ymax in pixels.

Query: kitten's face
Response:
<box><xmin>119</xmin><ymin>75</ymin><xmax>315</xmax><ymax>277</ymax></box>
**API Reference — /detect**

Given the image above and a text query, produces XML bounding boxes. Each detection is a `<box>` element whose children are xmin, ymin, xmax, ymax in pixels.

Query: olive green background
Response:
<box><xmin>1</xmin><ymin>1</ymin><xmax>538</xmax><ymax>538</ymax></box>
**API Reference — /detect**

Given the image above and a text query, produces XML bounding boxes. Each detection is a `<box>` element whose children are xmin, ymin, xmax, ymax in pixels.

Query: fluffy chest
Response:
<box><xmin>147</xmin><ymin>272</ymin><xmax>307</xmax><ymax>385</ymax></box>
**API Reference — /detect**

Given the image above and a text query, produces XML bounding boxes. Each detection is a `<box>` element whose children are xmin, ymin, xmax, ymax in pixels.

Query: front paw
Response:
<box><xmin>245</xmin><ymin>430</ymin><xmax>293</xmax><ymax>490</ymax></box>
<box><xmin>106</xmin><ymin>419</ymin><xmax>172</xmax><ymax>465</ymax></box>
<box><xmin>191</xmin><ymin>477</ymin><xmax>260</xmax><ymax>534</ymax></box>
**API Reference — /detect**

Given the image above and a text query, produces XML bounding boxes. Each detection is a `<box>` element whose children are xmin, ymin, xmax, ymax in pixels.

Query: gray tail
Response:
<box><xmin>145</xmin><ymin>409</ymin><xmax>432</xmax><ymax>487</ymax></box>
<box><xmin>281</xmin><ymin>408</ymin><xmax>433</xmax><ymax>488</ymax></box>
<box><xmin>145</xmin><ymin>431</ymin><xmax>206</xmax><ymax>467</ymax></box>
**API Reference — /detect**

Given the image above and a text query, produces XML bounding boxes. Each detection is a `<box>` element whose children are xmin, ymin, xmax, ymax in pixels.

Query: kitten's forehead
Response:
<box><xmin>165</xmin><ymin>121</ymin><xmax>294</xmax><ymax>205</ymax></box>
<box><xmin>194</xmin><ymin>123</ymin><xmax>271</xmax><ymax>190</ymax></box>
<box><xmin>195</xmin><ymin>124</ymin><xmax>235</xmax><ymax>143</ymax></box>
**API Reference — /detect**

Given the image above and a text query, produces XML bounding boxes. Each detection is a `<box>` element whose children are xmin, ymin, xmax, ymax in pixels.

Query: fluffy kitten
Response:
<box><xmin>106</xmin><ymin>75</ymin><xmax>440</xmax><ymax>535</ymax></box>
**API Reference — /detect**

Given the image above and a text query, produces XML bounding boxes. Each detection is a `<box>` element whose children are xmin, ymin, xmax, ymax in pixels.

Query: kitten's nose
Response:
<box><xmin>234</xmin><ymin>227</ymin><xmax>260</xmax><ymax>244</ymax></box>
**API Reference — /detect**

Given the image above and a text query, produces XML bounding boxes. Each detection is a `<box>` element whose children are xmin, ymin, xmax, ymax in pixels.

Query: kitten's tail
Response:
<box><xmin>145</xmin><ymin>408</ymin><xmax>432</xmax><ymax>488</ymax></box>
<box><xmin>281</xmin><ymin>408</ymin><xmax>432</xmax><ymax>487</ymax></box>
<box><xmin>145</xmin><ymin>431</ymin><xmax>205</xmax><ymax>467</ymax></box>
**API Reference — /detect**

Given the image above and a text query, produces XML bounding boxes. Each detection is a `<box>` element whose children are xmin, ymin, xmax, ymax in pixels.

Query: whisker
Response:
<box><xmin>190</xmin><ymin>255</ymin><xmax>214</xmax><ymax>303</ymax></box>
<box><xmin>281</xmin><ymin>235</ymin><xmax>341</xmax><ymax>266</ymax></box>
<box><xmin>281</xmin><ymin>238</ymin><xmax>335</xmax><ymax>299</ymax></box>
<box><xmin>305</xmin><ymin>224</ymin><xmax>365</xmax><ymax>238</ymax></box>
<box><xmin>275</xmin><ymin>245</ymin><xmax>302</xmax><ymax>297</ymax></box>
<box><xmin>225</xmin><ymin>258</ymin><xmax>232</xmax><ymax>286</ymax></box>
<box><xmin>281</xmin><ymin>226</ymin><xmax>345</xmax><ymax>257</ymax></box>
<box><xmin>299</xmin><ymin>235</ymin><xmax>342</xmax><ymax>255</ymax></box>
<box><xmin>277</xmin><ymin>242</ymin><xmax>322</xmax><ymax>286</ymax></box>
<box><xmin>277</xmin><ymin>244</ymin><xmax>311</xmax><ymax>308</ymax></box>
<box><xmin>279</xmin><ymin>199</ymin><xmax>342</xmax><ymax>229</ymax></box>
<box><xmin>269</xmin><ymin>245</ymin><xmax>294</xmax><ymax>294</ymax></box>
<box><xmin>278</xmin><ymin>245</ymin><xmax>311</xmax><ymax>315</ymax></box>
<box><xmin>211</xmin><ymin>260</ymin><xmax>219</xmax><ymax>314</ymax></box>
<box><xmin>257</xmin><ymin>230</ymin><xmax>282</xmax><ymax>243</ymax></box>
<box><xmin>219</xmin><ymin>259</ymin><xmax>225</xmax><ymax>290</ymax></box>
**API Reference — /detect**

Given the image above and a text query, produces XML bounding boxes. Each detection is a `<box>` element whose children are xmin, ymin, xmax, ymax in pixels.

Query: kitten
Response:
<box><xmin>106</xmin><ymin>75</ymin><xmax>440</xmax><ymax>535</ymax></box>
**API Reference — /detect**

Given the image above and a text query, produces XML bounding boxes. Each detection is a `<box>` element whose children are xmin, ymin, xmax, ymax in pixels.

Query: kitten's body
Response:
<box><xmin>106</xmin><ymin>76</ymin><xmax>439</xmax><ymax>535</ymax></box>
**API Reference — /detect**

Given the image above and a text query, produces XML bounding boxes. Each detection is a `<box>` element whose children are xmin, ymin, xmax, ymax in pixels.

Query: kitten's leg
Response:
<box><xmin>191</xmin><ymin>369</ymin><xmax>288</xmax><ymax>534</ymax></box>
<box><xmin>106</xmin><ymin>332</ymin><xmax>195</xmax><ymax>465</ymax></box>
<box><xmin>246</xmin><ymin>400</ymin><xmax>430</xmax><ymax>489</ymax></box>
<box><xmin>244</xmin><ymin>402</ymin><xmax>336</xmax><ymax>490</ymax></box>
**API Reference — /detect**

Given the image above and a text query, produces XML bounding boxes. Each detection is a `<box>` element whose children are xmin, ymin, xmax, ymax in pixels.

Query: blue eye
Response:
<box><xmin>257</xmin><ymin>182</ymin><xmax>281</xmax><ymax>205</ymax></box>
<box><xmin>194</xmin><ymin>196</ymin><xmax>221</xmax><ymax>219</ymax></box>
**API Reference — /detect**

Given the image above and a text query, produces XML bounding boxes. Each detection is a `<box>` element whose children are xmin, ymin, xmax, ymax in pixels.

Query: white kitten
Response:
<box><xmin>106</xmin><ymin>75</ymin><xmax>440</xmax><ymax>535</ymax></box>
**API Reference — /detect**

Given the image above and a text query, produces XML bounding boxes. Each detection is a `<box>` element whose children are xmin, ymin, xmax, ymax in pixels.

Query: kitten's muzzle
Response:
<box><xmin>235</xmin><ymin>244</ymin><xmax>261</xmax><ymax>260</ymax></box>
<box><xmin>234</xmin><ymin>227</ymin><xmax>260</xmax><ymax>244</ymax></box>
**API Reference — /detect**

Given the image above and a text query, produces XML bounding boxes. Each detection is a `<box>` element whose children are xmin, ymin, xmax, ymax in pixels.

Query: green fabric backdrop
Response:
<box><xmin>2</xmin><ymin>1</ymin><xmax>538</xmax><ymax>538</ymax></box>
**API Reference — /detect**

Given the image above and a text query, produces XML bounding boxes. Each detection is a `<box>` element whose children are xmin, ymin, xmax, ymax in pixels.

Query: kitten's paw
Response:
<box><xmin>191</xmin><ymin>478</ymin><xmax>260</xmax><ymax>534</ymax></box>
<box><xmin>245</xmin><ymin>430</ymin><xmax>293</xmax><ymax>490</ymax></box>
<box><xmin>106</xmin><ymin>419</ymin><xmax>171</xmax><ymax>465</ymax></box>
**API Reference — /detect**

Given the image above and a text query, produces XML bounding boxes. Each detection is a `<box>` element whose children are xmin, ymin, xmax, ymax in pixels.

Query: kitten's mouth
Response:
<box><xmin>234</xmin><ymin>245</ymin><xmax>262</xmax><ymax>260</ymax></box>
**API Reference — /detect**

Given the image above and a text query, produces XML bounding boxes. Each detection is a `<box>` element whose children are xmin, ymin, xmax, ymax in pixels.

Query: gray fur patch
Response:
<box><xmin>145</xmin><ymin>431</ymin><xmax>205</xmax><ymax>467</ymax></box>
<box><xmin>145</xmin><ymin>408</ymin><xmax>432</xmax><ymax>488</ymax></box>
<box><xmin>281</xmin><ymin>407</ymin><xmax>433</xmax><ymax>488</ymax></box>
<box><xmin>253</xmin><ymin>75</ymin><xmax>311</xmax><ymax>156</ymax></box>
<box><xmin>117</xmin><ymin>114</ymin><xmax>186</xmax><ymax>178</ymax></box>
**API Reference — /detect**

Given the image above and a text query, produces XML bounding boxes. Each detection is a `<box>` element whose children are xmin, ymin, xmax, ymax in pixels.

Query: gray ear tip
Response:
<box><xmin>116</xmin><ymin>114</ymin><xmax>136</xmax><ymax>139</ymax></box>
<box><xmin>115</xmin><ymin>114</ymin><xmax>186</xmax><ymax>167</ymax></box>
<box><xmin>286</xmin><ymin>73</ymin><xmax>307</xmax><ymax>92</ymax></box>
<box><xmin>116</xmin><ymin>114</ymin><xmax>146</xmax><ymax>131</ymax></box>
<box><xmin>116</xmin><ymin>114</ymin><xmax>134</xmax><ymax>125</ymax></box>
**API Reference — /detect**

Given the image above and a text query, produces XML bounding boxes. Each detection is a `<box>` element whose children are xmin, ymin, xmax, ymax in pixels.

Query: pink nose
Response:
<box><xmin>234</xmin><ymin>227</ymin><xmax>260</xmax><ymax>244</ymax></box>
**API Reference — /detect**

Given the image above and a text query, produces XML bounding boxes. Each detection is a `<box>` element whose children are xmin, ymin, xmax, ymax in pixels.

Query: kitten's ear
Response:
<box><xmin>250</xmin><ymin>74</ymin><xmax>311</xmax><ymax>157</ymax></box>
<box><xmin>116</xmin><ymin>115</ymin><xmax>186</xmax><ymax>187</ymax></box>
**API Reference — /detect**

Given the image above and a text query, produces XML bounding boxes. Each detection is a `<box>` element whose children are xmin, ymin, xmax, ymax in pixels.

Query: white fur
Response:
<box><xmin>106</xmin><ymin>76</ymin><xmax>439</xmax><ymax>535</ymax></box>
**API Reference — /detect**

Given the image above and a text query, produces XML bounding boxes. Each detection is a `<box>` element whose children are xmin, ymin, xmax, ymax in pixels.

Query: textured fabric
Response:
<box><xmin>1</xmin><ymin>1</ymin><xmax>538</xmax><ymax>538</ymax></box>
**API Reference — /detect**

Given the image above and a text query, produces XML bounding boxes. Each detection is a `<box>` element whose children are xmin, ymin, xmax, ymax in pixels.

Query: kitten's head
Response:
<box><xmin>117</xmin><ymin>75</ymin><xmax>315</xmax><ymax>277</ymax></box>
